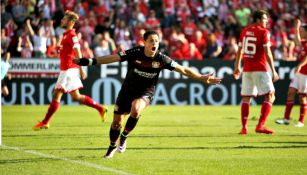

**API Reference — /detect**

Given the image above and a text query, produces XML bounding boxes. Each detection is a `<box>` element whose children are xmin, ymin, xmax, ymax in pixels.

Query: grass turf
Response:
<box><xmin>1</xmin><ymin>105</ymin><xmax>307</xmax><ymax>175</ymax></box>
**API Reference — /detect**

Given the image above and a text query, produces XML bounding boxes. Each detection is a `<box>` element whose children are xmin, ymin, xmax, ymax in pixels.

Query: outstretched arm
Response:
<box><xmin>174</xmin><ymin>64</ymin><xmax>222</xmax><ymax>85</ymax></box>
<box><xmin>73</xmin><ymin>54</ymin><xmax>121</xmax><ymax>66</ymax></box>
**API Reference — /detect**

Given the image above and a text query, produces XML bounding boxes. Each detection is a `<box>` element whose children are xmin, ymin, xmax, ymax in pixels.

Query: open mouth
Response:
<box><xmin>151</xmin><ymin>47</ymin><xmax>156</xmax><ymax>51</ymax></box>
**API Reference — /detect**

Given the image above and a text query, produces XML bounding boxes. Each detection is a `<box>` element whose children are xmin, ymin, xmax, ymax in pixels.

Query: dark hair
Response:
<box><xmin>143</xmin><ymin>30</ymin><xmax>159</xmax><ymax>41</ymax></box>
<box><xmin>252</xmin><ymin>10</ymin><xmax>268</xmax><ymax>23</ymax></box>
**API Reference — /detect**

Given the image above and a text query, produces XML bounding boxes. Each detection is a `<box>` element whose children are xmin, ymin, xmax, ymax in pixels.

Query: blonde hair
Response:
<box><xmin>64</xmin><ymin>10</ymin><xmax>79</xmax><ymax>22</ymax></box>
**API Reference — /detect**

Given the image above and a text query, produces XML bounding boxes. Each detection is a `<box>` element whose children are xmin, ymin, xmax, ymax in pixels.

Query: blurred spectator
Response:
<box><xmin>180</xmin><ymin>17</ymin><xmax>197</xmax><ymax>42</ymax></box>
<box><xmin>22</xmin><ymin>0</ymin><xmax>36</xmax><ymax>15</ymax></box>
<box><xmin>203</xmin><ymin>33</ymin><xmax>222</xmax><ymax>59</ymax></box>
<box><xmin>145</xmin><ymin>10</ymin><xmax>160</xmax><ymax>30</ymax></box>
<box><xmin>161</xmin><ymin>0</ymin><xmax>175</xmax><ymax>29</ymax></box>
<box><xmin>17</xmin><ymin>35</ymin><xmax>33</xmax><ymax>58</ymax></box>
<box><xmin>1</xmin><ymin>2</ymin><xmax>13</xmax><ymax>28</ymax></box>
<box><xmin>81</xmin><ymin>41</ymin><xmax>94</xmax><ymax>58</ymax></box>
<box><xmin>234</xmin><ymin>4</ymin><xmax>251</xmax><ymax>28</ymax></box>
<box><xmin>4</xmin><ymin>18</ymin><xmax>18</xmax><ymax>38</ymax></box>
<box><xmin>202</xmin><ymin>0</ymin><xmax>219</xmax><ymax>18</ymax></box>
<box><xmin>94</xmin><ymin>39</ymin><xmax>112</xmax><ymax>57</ymax></box>
<box><xmin>26</xmin><ymin>19</ymin><xmax>48</xmax><ymax>58</ymax></box>
<box><xmin>274</xmin><ymin>25</ymin><xmax>295</xmax><ymax>61</ymax></box>
<box><xmin>222</xmin><ymin>36</ymin><xmax>238</xmax><ymax>61</ymax></box>
<box><xmin>46</xmin><ymin>36</ymin><xmax>58</xmax><ymax>58</ymax></box>
<box><xmin>217</xmin><ymin>0</ymin><xmax>229</xmax><ymax>24</ymax></box>
<box><xmin>60</xmin><ymin>0</ymin><xmax>77</xmax><ymax>11</ymax></box>
<box><xmin>117</xmin><ymin>31</ymin><xmax>133</xmax><ymax>50</ymax></box>
<box><xmin>186</xmin><ymin>43</ymin><xmax>203</xmax><ymax>60</ymax></box>
<box><xmin>114</xmin><ymin>19</ymin><xmax>130</xmax><ymax>47</ymax></box>
<box><xmin>191</xmin><ymin>30</ymin><xmax>207</xmax><ymax>55</ymax></box>
<box><xmin>1</xmin><ymin>28</ymin><xmax>11</xmax><ymax>54</ymax></box>
<box><xmin>79</xmin><ymin>18</ymin><xmax>94</xmax><ymax>46</ymax></box>
<box><xmin>11</xmin><ymin>0</ymin><xmax>28</xmax><ymax>27</ymax></box>
<box><xmin>102</xmin><ymin>31</ymin><xmax>117</xmax><ymax>53</ymax></box>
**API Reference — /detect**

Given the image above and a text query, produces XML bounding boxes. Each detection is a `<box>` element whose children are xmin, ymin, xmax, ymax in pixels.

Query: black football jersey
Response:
<box><xmin>118</xmin><ymin>46</ymin><xmax>177</xmax><ymax>95</ymax></box>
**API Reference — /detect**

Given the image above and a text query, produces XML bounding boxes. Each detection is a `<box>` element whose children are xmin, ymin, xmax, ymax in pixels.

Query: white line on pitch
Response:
<box><xmin>1</xmin><ymin>145</ymin><xmax>134</xmax><ymax>175</ymax></box>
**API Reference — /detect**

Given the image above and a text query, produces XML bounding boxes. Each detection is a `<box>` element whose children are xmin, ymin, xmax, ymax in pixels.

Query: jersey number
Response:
<box><xmin>243</xmin><ymin>36</ymin><xmax>256</xmax><ymax>55</ymax></box>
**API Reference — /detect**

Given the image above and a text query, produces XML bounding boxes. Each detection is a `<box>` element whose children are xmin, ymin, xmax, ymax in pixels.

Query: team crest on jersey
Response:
<box><xmin>119</xmin><ymin>51</ymin><xmax>126</xmax><ymax>56</ymax></box>
<box><xmin>152</xmin><ymin>61</ymin><xmax>160</xmax><ymax>68</ymax></box>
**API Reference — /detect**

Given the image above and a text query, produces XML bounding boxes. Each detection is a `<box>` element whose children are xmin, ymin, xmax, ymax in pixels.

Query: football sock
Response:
<box><xmin>299</xmin><ymin>103</ymin><xmax>307</xmax><ymax>123</ymax></box>
<box><xmin>120</xmin><ymin>133</ymin><xmax>127</xmax><ymax>145</ymax></box>
<box><xmin>241</xmin><ymin>102</ymin><xmax>250</xmax><ymax>129</ymax></box>
<box><xmin>284</xmin><ymin>100</ymin><xmax>294</xmax><ymax>120</ymax></box>
<box><xmin>82</xmin><ymin>95</ymin><xmax>102</xmax><ymax>112</ymax></box>
<box><xmin>122</xmin><ymin>116</ymin><xmax>139</xmax><ymax>136</ymax></box>
<box><xmin>42</xmin><ymin>100</ymin><xmax>60</xmax><ymax>124</ymax></box>
<box><xmin>258</xmin><ymin>101</ymin><xmax>272</xmax><ymax>126</ymax></box>
<box><xmin>109</xmin><ymin>126</ymin><xmax>120</xmax><ymax>146</ymax></box>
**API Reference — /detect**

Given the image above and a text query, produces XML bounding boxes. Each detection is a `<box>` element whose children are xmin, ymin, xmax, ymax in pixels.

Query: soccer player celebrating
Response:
<box><xmin>33</xmin><ymin>11</ymin><xmax>108</xmax><ymax>130</ymax></box>
<box><xmin>233</xmin><ymin>10</ymin><xmax>279</xmax><ymax>135</ymax></box>
<box><xmin>276</xmin><ymin>19</ymin><xmax>307</xmax><ymax>127</ymax></box>
<box><xmin>74</xmin><ymin>30</ymin><xmax>222</xmax><ymax>158</ymax></box>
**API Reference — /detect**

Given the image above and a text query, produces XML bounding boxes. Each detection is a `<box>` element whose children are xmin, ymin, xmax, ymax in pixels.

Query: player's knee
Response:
<box><xmin>71</xmin><ymin>95</ymin><xmax>80</xmax><ymax>101</ymax></box>
<box><xmin>267</xmin><ymin>93</ymin><xmax>275</xmax><ymax>102</ymax></box>
<box><xmin>2</xmin><ymin>87</ymin><xmax>9</xmax><ymax>96</ymax></box>
<box><xmin>111</xmin><ymin>121</ymin><xmax>122</xmax><ymax>130</ymax></box>
<box><xmin>130</xmin><ymin>109</ymin><xmax>141</xmax><ymax>118</ymax></box>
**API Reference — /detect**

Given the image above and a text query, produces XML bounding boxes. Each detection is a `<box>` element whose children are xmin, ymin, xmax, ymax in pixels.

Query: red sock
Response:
<box><xmin>284</xmin><ymin>100</ymin><xmax>294</xmax><ymax>120</ymax></box>
<box><xmin>241</xmin><ymin>102</ymin><xmax>250</xmax><ymax>129</ymax></box>
<box><xmin>83</xmin><ymin>96</ymin><xmax>102</xmax><ymax>112</ymax></box>
<box><xmin>42</xmin><ymin>100</ymin><xmax>60</xmax><ymax>124</ymax></box>
<box><xmin>258</xmin><ymin>101</ymin><xmax>272</xmax><ymax>126</ymax></box>
<box><xmin>299</xmin><ymin>103</ymin><xmax>307</xmax><ymax>123</ymax></box>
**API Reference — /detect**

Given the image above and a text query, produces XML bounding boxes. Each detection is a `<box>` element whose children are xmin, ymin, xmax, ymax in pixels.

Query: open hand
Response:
<box><xmin>202</xmin><ymin>73</ymin><xmax>222</xmax><ymax>85</ymax></box>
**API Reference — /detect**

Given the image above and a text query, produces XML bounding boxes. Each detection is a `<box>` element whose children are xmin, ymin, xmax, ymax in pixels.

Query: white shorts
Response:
<box><xmin>241</xmin><ymin>72</ymin><xmax>275</xmax><ymax>96</ymax></box>
<box><xmin>55</xmin><ymin>68</ymin><xmax>83</xmax><ymax>93</ymax></box>
<box><xmin>289</xmin><ymin>73</ymin><xmax>307</xmax><ymax>95</ymax></box>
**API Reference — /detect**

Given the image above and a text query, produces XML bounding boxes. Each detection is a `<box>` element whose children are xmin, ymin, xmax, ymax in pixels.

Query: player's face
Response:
<box><xmin>144</xmin><ymin>34</ymin><xmax>159</xmax><ymax>57</ymax></box>
<box><xmin>260</xmin><ymin>14</ymin><xmax>268</xmax><ymax>28</ymax></box>
<box><xmin>61</xmin><ymin>15</ymin><xmax>70</xmax><ymax>29</ymax></box>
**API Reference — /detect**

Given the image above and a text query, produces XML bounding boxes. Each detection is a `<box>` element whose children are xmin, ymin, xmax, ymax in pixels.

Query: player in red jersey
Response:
<box><xmin>233</xmin><ymin>10</ymin><xmax>279</xmax><ymax>135</ymax></box>
<box><xmin>276</xmin><ymin>19</ymin><xmax>307</xmax><ymax>127</ymax></box>
<box><xmin>74</xmin><ymin>30</ymin><xmax>222</xmax><ymax>158</ymax></box>
<box><xmin>33</xmin><ymin>11</ymin><xmax>108</xmax><ymax>130</ymax></box>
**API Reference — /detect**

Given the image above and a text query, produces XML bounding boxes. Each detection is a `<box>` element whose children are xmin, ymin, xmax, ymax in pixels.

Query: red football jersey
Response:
<box><xmin>59</xmin><ymin>29</ymin><xmax>80</xmax><ymax>70</ymax></box>
<box><xmin>299</xmin><ymin>40</ymin><xmax>307</xmax><ymax>75</ymax></box>
<box><xmin>239</xmin><ymin>24</ymin><xmax>271</xmax><ymax>72</ymax></box>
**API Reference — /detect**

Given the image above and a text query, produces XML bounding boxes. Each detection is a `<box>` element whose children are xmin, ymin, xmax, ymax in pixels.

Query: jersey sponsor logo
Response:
<box><xmin>72</xmin><ymin>36</ymin><xmax>79</xmax><ymax>43</ymax></box>
<box><xmin>134</xmin><ymin>68</ymin><xmax>157</xmax><ymax>78</ymax></box>
<box><xmin>152</xmin><ymin>61</ymin><xmax>160</xmax><ymax>68</ymax></box>
<box><xmin>119</xmin><ymin>51</ymin><xmax>126</xmax><ymax>56</ymax></box>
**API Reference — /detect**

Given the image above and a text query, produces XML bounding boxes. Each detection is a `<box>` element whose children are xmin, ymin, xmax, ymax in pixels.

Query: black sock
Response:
<box><xmin>109</xmin><ymin>126</ymin><xmax>120</xmax><ymax>146</ymax></box>
<box><xmin>123</xmin><ymin>116</ymin><xmax>139</xmax><ymax>135</ymax></box>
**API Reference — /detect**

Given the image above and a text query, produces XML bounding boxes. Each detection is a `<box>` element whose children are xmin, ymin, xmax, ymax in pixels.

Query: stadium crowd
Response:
<box><xmin>1</xmin><ymin>0</ymin><xmax>307</xmax><ymax>61</ymax></box>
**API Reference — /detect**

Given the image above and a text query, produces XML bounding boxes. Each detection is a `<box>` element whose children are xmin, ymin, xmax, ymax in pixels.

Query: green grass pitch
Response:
<box><xmin>1</xmin><ymin>105</ymin><xmax>307</xmax><ymax>175</ymax></box>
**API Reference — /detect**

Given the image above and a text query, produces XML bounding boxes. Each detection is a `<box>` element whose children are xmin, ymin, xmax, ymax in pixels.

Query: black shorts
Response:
<box><xmin>1</xmin><ymin>77</ymin><xmax>9</xmax><ymax>88</ymax></box>
<box><xmin>114</xmin><ymin>90</ymin><xmax>153</xmax><ymax>115</ymax></box>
